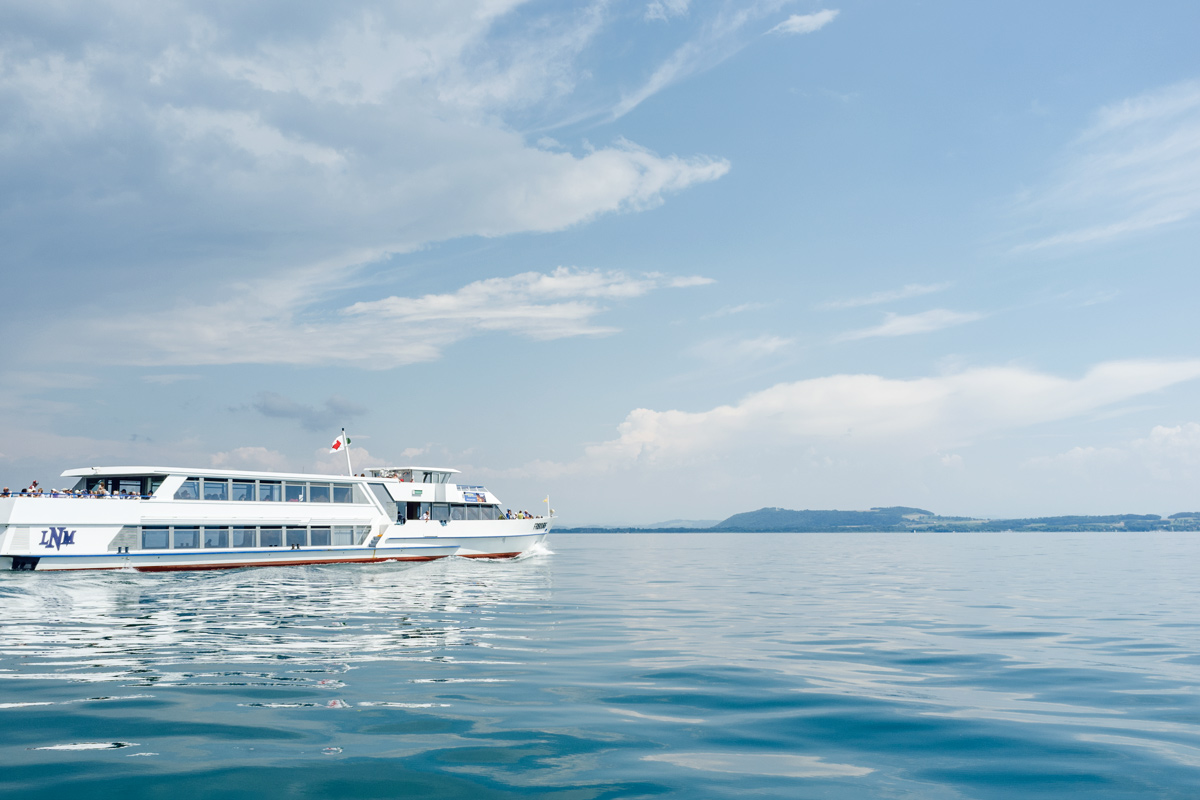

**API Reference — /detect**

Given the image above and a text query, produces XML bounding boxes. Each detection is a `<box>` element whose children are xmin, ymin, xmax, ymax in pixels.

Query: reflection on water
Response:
<box><xmin>0</xmin><ymin>556</ymin><xmax>553</xmax><ymax>692</ymax></box>
<box><xmin>3</xmin><ymin>533</ymin><xmax>1200</xmax><ymax>799</ymax></box>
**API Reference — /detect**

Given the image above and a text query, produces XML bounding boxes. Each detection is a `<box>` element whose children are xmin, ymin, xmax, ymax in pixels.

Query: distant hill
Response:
<box><xmin>713</xmin><ymin>507</ymin><xmax>923</xmax><ymax>532</ymax></box>
<box><xmin>553</xmin><ymin>507</ymin><xmax>1199</xmax><ymax>534</ymax></box>
<box><xmin>871</xmin><ymin>506</ymin><xmax>934</xmax><ymax>517</ymax></box>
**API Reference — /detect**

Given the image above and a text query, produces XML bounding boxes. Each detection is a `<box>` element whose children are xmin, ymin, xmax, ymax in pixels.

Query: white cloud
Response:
<box><xmin>72</xmin><ymin>267</ymin><xmax>712</xmax><ymax>368</ymax></box>
<box><xmin>0</xmin><ymin>2</ymin><xmax>729</xmax><ymax>305</ymax></box>
<box><xmin>768</xmin><ymin>10</ymin><xmax>840</xmax><ymax>36</ymax></box>
<box><xmin>313</xmin><ymin>445</ymin><xmax>385</xmax><ymax>475</ymax></box>
<box><xmin>576</xmin><ymin>359</ymin><xmax>1200</xmax><ymax>469</ymax></box>
<box><xmin>690</xmin><ymin>334</ymin><xmax>794</xmax><ymax>363</ymax></box>
<box><xmin>821</xmin><ymin>282</ymin><xmax>950</xmax><ymax>310</ymax></box>
<box><xmin>159</xmin><ymin>107</ymin><xmax>345</xmax><ymax>167</ymax></box>
<box><xmin>1027</xmin><ymin>423</ymin><xmax>1200</xmax><ymax>483</ymax></box>
<box><xmin>1015</xmin><ymin>79</ymin><xmax>1200</xmax><ymax>252</ymax></box>
<box><xmin>836</xmin><ymin>309</ymin><xmax>983</xmax><ymax>341</ymax></box>
<box><xmin>646</xmin><ymin>0</ymin><xmax>691</xmax><ymax>22</ymax></box>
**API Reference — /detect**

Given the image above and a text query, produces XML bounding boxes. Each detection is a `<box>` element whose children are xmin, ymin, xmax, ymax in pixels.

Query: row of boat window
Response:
<box><xmin>174</xmin><ymin>478</ymin><xmax>367</xmax><ymax>504</ymax></box>
<box><xmin>403</xmin><ymin>503</ymin><xmax>505</xmax><ymax>521</ymax></box>
<box><xmin>139</xmin><ymin>525</ymin><xmax>373</xmax><ymax>550</ymax></box>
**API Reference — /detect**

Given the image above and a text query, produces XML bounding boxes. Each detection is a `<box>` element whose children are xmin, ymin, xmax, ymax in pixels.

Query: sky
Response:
<box><xmin>2</xmin><ymin>0</ymin><xmax>1200</xmax><ymax>524</ymax></box>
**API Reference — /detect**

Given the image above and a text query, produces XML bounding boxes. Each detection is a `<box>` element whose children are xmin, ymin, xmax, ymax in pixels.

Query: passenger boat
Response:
<box><xmin>0</xmin><ymin>465</ymin><xmax>551</xmax><ymax>572</ymax></box>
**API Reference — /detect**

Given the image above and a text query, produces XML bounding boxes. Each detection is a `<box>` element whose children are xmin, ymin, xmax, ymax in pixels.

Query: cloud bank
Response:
<box><xmin>77</xmin><ymin>267</ymin><xmax>713</xmax><ymax>368</ymax></box>
<box><xmin>577</xmin><ymin>359</ymin><xmax>1200</xmax><ymax>469</ymax></box>
<box><xmin>0</xmin><ymin>2</ymin><xmax>728</xmax><ymax>297</ymax></box>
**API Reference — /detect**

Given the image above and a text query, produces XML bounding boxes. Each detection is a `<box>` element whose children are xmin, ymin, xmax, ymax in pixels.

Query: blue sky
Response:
<box><xmin>2</xmin><ymin>1</ymin><xmax>1200</xmax><ymax>523</ymax></box>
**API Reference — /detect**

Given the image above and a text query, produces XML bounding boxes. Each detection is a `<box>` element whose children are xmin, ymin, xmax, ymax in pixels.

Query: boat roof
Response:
<box><xmin>62</xmin><ymin>466</ymin><xmax>379</xmax><ymax>481</ymax></box>
<box><xmin>365</xmin><ymin>466</ymin><xmax>461</xmax><ymax>475</ymax></box>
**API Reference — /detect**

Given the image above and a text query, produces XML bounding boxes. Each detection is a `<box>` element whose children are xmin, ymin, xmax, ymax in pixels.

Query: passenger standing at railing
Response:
<box><xmin>1</xmin><ymin>487</ymin><xmax>8</xmax><ymax>497</ymax></box>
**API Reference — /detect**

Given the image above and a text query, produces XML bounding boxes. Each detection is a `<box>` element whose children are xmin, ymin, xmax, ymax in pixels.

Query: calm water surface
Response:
<box><xmin>3</xmin><ymin>532</ymin><xmax>1200</xmax><ymax>798</ymax></box>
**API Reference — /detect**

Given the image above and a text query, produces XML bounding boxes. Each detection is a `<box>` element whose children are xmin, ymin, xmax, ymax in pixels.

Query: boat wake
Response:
<box><xmin>517</xmin><ymin>540</ymin><xmax>555</xmax><ymax>559</ymax></box>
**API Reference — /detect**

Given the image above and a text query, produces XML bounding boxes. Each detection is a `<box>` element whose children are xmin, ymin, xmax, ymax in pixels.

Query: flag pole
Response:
<box><xmin>342</xmin><ymin>428</ymin><xmax>353</xmax><ymax>476</ymax></box>
<box><xmin>545</xmin><ymin>494</ymin><xmax>550</xmax><ymax>519</ymax></box>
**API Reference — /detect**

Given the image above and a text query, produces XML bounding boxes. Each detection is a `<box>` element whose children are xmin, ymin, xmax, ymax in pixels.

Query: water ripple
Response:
<box><xmin>2</xmin><ymin>533</ymin><xmax>1200</xmax><ymax>798</ymax></box>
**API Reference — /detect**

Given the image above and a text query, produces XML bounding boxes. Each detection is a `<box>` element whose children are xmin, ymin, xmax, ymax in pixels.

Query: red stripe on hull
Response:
<box><xmin>459</xmin><ymin>551</ymin><xmax>521</xmax><ymax>559</ymax></box>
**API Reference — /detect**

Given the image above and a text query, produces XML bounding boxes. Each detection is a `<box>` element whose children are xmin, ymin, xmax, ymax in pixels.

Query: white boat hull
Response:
<box><xmin>0</xmin><ymin>496</ymin><xmax>550</xmax><ymax>572</ymax></box>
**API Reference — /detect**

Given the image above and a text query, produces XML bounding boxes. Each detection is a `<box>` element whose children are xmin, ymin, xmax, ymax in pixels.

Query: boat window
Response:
<box><xmin>332</xmin><ymin>485</ymin><xmax>353</xmax><ymax>503</ymax></box>
<box><xmin>309</xmin><ymin>484</ymin><xmax>331</xmax><ymax>503</ymax></box>
<box><xmin>142</xmin><ymin>527</ymin><xmax>169</xmax><ymax>549</ymax></box>
<box><xmin>332</xmin><ymin>526</ymin><xmax>354</xmax><ymax>546</ymax></box>
<box><xmin>149</xmin><ymin>477</ymin><xmax>164</xmax><ymax>495</ymax></box>
<box><xmin>285</xmin><ymin>527</ymin><xmax>307</xmax><ymax>547</ymax></box>
<box><xmin>355</xmin><ymin>526</ymin><xmax>371</xmax><ymax>544</ymax></box>
<box><xmin>467</xmin><ymin>505</ymin><xmax>483</xmax><ymax>521</ymax></box>
<box><xmin>260</xmin><ymin>527</ymin><xmax>282</xmax><ymax>547</ymax></box>
<box><xmin>116</xmin><ymin>478</ymin><xmax>142</xmax><ymax>496</ymax></box>
<box><xmin>231</xmin><ymin>527</ymin><xmax>256</xmax><ymax>547</ymax></box>
<box><xmin>231</xmin><ymin>481</ymin><xmax>255</xmax><ymax>502</ymax></box>
<box><xmin>174</xmin><ymin>479</ymin><xmax>200</xmax><ymax>500</ymax></box>
<box><xmin>203</xmin><ymin>479</ymin><xmax>229</xmax><ymax>501</ymax></box>
<box><xmin>450</xmin><ymin>504</ymin><xmax>466</xmax><ymax>520</ymax></box>
<box><xmin>422</xmin><ymin>472</ymin><xmax>434</xmax><ymax>483</ymax></box>
<box><xmin>432</xmin><ymin>503</ymin><xmax>450</xmax><ymax>521</ymax></box>
<box><xmin>310</xmin><ymin>527</ymin><xmax>331</xmax><ymax>546</ymax></box>
<box><xmin>368</xmin><ymin>483</ymin><xmax>399</xmax><ymax>520</ymax></box>
<box><xmin>259</xmin><ymin>481</ymin><xmax>281</xmax><ymax>502</ymax></box>
<box><xmin>173</xmin><ymin>527</ymin><xmax>199</xmax><ymax>549</ymax></box>
<box><xmin>285</xmin><ymin>483</ymin><xmax>307</xmax><ymax>502</ymax></box>
<box><xmin>204</xmin><ymin>527</ymin><xmax>229</xmax><ymax>548</ymax></box>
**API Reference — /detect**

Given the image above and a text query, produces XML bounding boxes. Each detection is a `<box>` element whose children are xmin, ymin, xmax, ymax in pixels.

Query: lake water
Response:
<box><xmin>3</xmin><ymin>531</ymin><xmax>1200</xmax><ymax>798</ymax></box>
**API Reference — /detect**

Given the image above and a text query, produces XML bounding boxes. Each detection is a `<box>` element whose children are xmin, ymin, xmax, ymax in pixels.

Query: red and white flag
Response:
<box><xmin>329</xmin><ymin>434</ymin><xmax>345</xmax><ymax>453</ymax></box>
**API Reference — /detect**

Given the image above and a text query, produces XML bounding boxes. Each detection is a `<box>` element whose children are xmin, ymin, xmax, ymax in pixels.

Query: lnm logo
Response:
<box><xmin>39</xmin><ymin>527</ymin><xmax>76</xmax><ymax>550</ymax></box>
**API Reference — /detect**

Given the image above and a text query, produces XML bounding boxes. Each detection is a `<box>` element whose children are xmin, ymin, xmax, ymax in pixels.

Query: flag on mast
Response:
<box><xmin>331</xmin><ymin>429</ymin><xmax>354</xmax><ymax>476</ymax></box>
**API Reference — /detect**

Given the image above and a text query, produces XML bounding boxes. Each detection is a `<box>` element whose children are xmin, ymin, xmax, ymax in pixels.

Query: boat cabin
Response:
<box><xmin>365</xmin><ymin>467</ymin><xmax>460</xmax><ymax>484</ymax></box>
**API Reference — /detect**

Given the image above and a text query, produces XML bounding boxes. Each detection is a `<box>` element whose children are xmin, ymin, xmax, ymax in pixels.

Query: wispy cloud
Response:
<box><xmin>689</xmin><ymin>334</ymin><xmax>794</xmax><ymax>363</ymax></box>
<box><xmin>768</xmin><ymin>10</ymin><xmax>839</xmax><ymax>36</ymax></box>
<box><xmin>836</xmin><ymin>309</ymin><xmax>983</xmax><ymax>341</ymax></box>
<box><xmin>613</xmin><ymin>1</ymin><xmax>824</xmax><ymax>120</ymax></box>
<box><xmin>646</xmin><ymin>0</ymin><xmax>691</xmax><ymax>22</ymax></box>
<box><xmin>821</xmin><ymin>282</ymin><xmax>950</xmax><ymax>310</ymax></box>
<box><xmin>1014</xmin><ymin>79</ymin><xmax>1200</xmax><ymax>252</ymax></box>
<box><xmin>72</xmin><ymin>267</ymin><xmax>714</xmax><ymax>368</ymax></box>
<box><xmin>704</xmin><ymin>301</ymin><xmax>768</xmax><ymax>318</ymax></box>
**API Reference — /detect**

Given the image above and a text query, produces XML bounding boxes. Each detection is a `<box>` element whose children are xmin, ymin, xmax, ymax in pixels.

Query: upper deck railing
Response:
<box><xmin>0</xmin><ymin>491</ymin><xmax>148</xmax><ymax>499</ymax></box>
